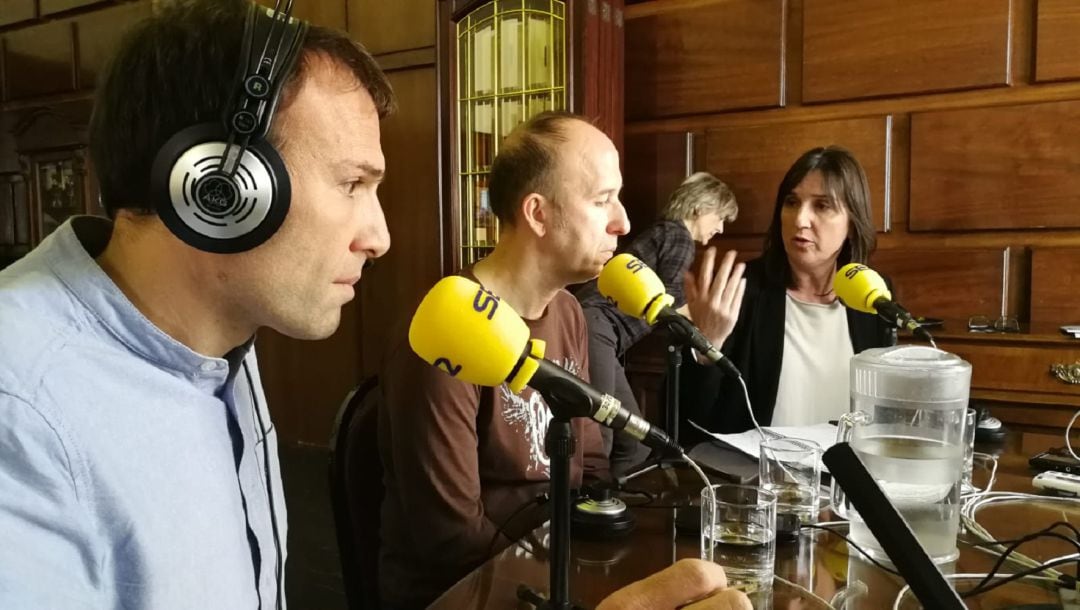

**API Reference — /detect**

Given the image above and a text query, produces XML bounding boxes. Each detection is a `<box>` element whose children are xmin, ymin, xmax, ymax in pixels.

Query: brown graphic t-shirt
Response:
<box><xmin>378</xmin><ymin>286</ymin><xmax>610</xmax><ymax>608</ymax></box>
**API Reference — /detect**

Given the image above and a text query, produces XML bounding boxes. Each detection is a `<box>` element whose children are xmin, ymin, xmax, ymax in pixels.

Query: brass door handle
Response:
<box><xmin>1050</xmin><ymin>362</ymin><xmax>1080</xmax><ymax>385</ymax></box>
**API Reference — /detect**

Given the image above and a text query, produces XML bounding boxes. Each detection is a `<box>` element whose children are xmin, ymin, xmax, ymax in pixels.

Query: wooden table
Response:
<box><xmin>431</xmin><ymin>433</ymin><xmax>1080</xmax><ymax>609</ymax></box>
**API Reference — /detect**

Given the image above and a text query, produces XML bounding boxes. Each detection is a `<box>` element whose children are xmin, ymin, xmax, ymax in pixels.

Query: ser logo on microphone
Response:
<box><xmin>472</xmin><ymin>287</ymin><xmax>500</xmax><ymax>321</ymax></box>
<box><xmin>625</xmin><ymin>258</ymin><xmax>646</xmax><ymax>274</ymax></box>
<box><xmin>844</xmin><ymin>264</ymin><xmax>869</xmax><ymax>280</ymax></box>
<box><xmin>433</xmin><ymin>357</ymin><xmax>462</xmax><ymax>377</ymax></box>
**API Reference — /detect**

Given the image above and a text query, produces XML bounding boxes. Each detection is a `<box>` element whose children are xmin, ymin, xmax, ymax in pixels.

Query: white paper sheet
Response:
<box><xmin>688</xmin><ymin>420</ymin><xmax>839</xmax><ymax>472</ymax></box>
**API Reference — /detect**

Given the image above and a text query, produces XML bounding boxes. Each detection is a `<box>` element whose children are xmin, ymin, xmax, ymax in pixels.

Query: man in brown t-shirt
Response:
<box><xmin>378</xmin><ymin>112</ymin><xmax>628</xmax><ymax>608</ymax></box>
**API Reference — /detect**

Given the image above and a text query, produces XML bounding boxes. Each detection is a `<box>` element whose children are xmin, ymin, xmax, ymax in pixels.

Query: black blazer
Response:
<box><xmin>679</xmin><ymin>257</ymin><xmax>896</xmax><ymax>439</ymax></box>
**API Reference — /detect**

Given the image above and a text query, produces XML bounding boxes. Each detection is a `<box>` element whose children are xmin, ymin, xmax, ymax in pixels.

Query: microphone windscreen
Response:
<box><xmin>834</xmin><ymin>263</ymin><xmax>892</xmax><ymax>314</ymax></box>
<box><xmin>597</xmin><ymin>254</ymin><xmax>674</xmax><ymax>325</ymax></box>
<box><xmin>409</xmin><ymin>276</ymin><xmax>531</xmax><ymax>388</ymax></box>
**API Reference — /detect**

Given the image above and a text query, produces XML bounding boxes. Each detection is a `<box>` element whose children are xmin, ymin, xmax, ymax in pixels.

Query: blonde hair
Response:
<box><xmin>661</xmin><ymin>172</ymin><xmax>738</xmax><ymax>222</ymax></box>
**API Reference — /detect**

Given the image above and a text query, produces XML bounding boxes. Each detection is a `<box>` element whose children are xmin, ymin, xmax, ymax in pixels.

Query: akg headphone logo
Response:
<box><xmin>195</xmin><ymin>175</ymin><xmax>239</xmax><ymax>215</ymax></box>
<box><xmin>151</xmin><ymin>3</ymin><xmax>307</xmax><ymax>254</ymax></box>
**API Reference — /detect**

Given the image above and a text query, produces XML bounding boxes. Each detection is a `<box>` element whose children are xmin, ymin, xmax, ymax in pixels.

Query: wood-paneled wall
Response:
<box><xmin>623</xmin><ymin>0</ymin><xmax>1080</xmax><ymax>437</ymax></box>
<box><xmin>256</xmin><ymin>0</ymin><xmax>441</xmax><ymax>447</ymax></box>
<box><xmin>0</xmin><ymin>0</ymin><xmax>441</xmax><ymax>447</ymax></box>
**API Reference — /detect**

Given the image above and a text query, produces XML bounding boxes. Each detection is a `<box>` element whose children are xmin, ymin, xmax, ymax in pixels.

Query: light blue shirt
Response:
<box><xmin>0</xmin><ymin>217</ymin><xmax>287</xmax><ymax>609</ymax></box>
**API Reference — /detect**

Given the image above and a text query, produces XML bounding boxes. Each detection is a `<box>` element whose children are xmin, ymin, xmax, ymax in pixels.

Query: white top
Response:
<box><xmin>771</xmin><ymin>292</ymin><xmax>855</xmax><ymax>426</ymax></box>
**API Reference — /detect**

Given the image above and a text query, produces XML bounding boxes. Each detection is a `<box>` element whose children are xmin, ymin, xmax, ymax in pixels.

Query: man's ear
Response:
<box><xmin>521</xmin><ymin>192</ymin><xmax>551</xmax><ymax>238</ymax></box>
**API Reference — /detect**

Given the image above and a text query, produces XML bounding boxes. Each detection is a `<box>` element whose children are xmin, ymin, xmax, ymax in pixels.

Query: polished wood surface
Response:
<box><xmin>358</xmin><ymin>66</ymin><xmax>442</xmax><ymax>378</ymax></box>
<box><xmin>349</xmin><ymin>0</ymin><xmax>435</xmax><ymax>55</ymax></box>
<box><xmin>1035</xmin><ymin>0</ymin><xmax>1080</xmax><ymax>84</ymax></box>
<box><xmin>945</xmin><ymin>341</ymin><xmax>1080</xmax><ymax>397</ymax></box>
<box><xmin>621</xmin><ymin>131</ymin><xmax>689</xmax><ymax>238</ymax></box>
<box><xmin>802</xmin><ymin>0</ymin><xmax>1011</xmax><ymax>103</ymax></box>
<box><xmin>431</xmin><ymin>433</ymin><xmax>1078</xmax><ymax>609</ymax></box>
<box><xmin>871</xmin><ymin>248</ymin><xmax>1006</xmax><ymax>322</ymax></box>
<box><xmin>1031</xmin><ymin>248</ymin><xmax>1080</xmax><ymax>325</ymax></box>
<box><xmin>624</xmin><ymin>0</ymin><xmax>785</xmax><ymax>119</ymax></box>
<box><xmin>909</xmin><ymin>100</ymin><xmax>1080</xmax><ymax>232</ymax></box>
<box><xmin>702</xmin><ymin>116</ymin><xmax>891</xmax><ymax>235</ymax></box>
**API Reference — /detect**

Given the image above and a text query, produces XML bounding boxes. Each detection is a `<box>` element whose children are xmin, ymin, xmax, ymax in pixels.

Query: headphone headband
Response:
<box><xmin>220</xmin><ymin>2</ymin><xmax>308</xmax><ymax>176</ymax></box>
<box><xmin>151</xmin><ymin>0</ymin><xmax>309</xmax><ymax>254</ymax></box>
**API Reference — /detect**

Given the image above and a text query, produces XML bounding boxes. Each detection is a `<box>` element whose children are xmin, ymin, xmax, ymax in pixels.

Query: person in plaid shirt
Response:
<box><xmin>575</xmin><ymin>172</ymin><xmax>740</xmax><ymax>475</ymax></box>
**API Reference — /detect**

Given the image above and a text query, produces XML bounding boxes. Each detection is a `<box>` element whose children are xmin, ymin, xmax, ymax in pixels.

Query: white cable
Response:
<box><xmin>736</xmin><ymin>375</ymin><xmax>770</xmax><ymax>442</ymax></box>
<box><xmin>683</xmin><ymin>452</ymin><xmax>717</xmax><ymax>562</ymax></box>
<box><xmin>891</xmin><ymin>573</ymin><xmax>1060</xmax><ymax>610</ymax></box>
<box><xmin>1067</xmin><ymin>409</ymin><xmax>1080</xmax><ymax>462</ymax></box>
<box><xmin>960</xmin><ymin>491</ymin><xmax>1079</xmax><ymax>580</ymax></box>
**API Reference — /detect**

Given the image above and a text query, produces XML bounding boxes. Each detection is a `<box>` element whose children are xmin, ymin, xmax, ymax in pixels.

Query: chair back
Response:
<box><xmin>328</xmin><ymin>376</ymin><xmax>383</xmax><ymax>609</ymax></box>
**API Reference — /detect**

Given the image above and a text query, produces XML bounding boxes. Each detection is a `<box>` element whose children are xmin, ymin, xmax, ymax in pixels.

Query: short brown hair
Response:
<box><xmin>89</xmin><ymin>0</ymin><xmax>395</xmax><ymax>216</ymax></box>
<box><xmin>661</xmin><ymin>172</ymin><xmax>738</xmax><ymax>222</ymax></box>
<box><xmin>487</xmin><ymin>111</ymin><xmax>593</xmax><ymax>225</ymax></box>
<box><xmin>762</xmin><ymin>146</ymin><xmax>876</xmax><ymax>286</ymax></box>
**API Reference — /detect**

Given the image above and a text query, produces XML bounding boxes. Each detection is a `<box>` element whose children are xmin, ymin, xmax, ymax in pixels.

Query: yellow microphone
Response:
<box><xmin>408</xmin><ymin>275</ymin><xmax>681</xmax><ymax>453</ymax></box>
<box><xmin>409</xmin><ymin>276</ymin><xmax>541</xmax><ymax>393</ymax></box>
<box><xmin>598</xmin><ymin>253</ymin><xmax>675</xmax><ymax>324</ymax></box>
<box><xmin>834</xmin><ymin>263</ymin><xmax>892</xmax><ymax>314</ymax></box>
<box><xmin>834</xmin><ymin>263</ymin><xmax>934</xmax><ymax>344</ymax></box>
<box><xmin>597</xmin><ymin>254</ymin><xmax>741</xmax><ymax>378</ymax></box>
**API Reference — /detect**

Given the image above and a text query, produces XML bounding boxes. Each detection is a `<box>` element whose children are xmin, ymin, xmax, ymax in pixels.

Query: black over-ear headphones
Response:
<box><xmin>150</xmin><ymin>1</ymin><xmax>308</xmax><ymax>254</ymax></box>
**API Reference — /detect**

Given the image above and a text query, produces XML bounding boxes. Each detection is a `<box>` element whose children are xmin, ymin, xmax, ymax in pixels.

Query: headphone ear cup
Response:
<box><xmin>150</xmin><ymin>123</ymin><xmax>290</xmax><ymax>253</ymax></box>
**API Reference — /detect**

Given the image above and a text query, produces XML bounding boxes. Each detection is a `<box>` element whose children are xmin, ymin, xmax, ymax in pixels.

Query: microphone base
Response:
<box><xmin>516</xmin><ymin>585</ymin><xmax>587</xmax><ymax>610</ymax></box>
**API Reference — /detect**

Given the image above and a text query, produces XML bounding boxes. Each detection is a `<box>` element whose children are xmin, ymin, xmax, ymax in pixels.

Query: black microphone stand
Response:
<box><xmin>617</xmin><ymin>329</ymin><xmax>687</xmax><ymax>485</ymax></box>
<box><xmin>517</xmin><ymin>415</ymin><xmax>586</xmax><ymax>610</ymax></box>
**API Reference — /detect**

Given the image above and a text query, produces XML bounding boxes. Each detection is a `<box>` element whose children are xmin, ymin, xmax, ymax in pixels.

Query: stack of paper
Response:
<box><xmin>688</xmin><ymin>421</ymin><xmax>839</xmax><ymax>472</ymax></box>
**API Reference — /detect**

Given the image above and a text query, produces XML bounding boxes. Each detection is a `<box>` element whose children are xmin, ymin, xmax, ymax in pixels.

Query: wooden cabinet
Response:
<box><xmin>22</xmin><ymin>146</ymin><xmax>95</xmax><ymax>244</ymax></box>
<box><xmin>899</xmin><ymin>326</ymin><xmax>1080</xmax><ymax>437</ymax></box>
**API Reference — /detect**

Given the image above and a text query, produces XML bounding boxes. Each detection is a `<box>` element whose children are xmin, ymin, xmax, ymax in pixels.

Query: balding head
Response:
<box><xmin>487</xmin><ymin>111</ymin><xmax>598</xmax><ymax>226</ymax></box>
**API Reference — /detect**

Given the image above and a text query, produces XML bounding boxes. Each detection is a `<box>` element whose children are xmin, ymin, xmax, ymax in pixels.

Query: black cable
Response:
<box><xmin>961</xmin><ymin>525</ymin><xmax>1080</xmax><ymax>597</ymax></box>
<box><xmin>486</xmin><ymin>493</ymin><xmax>549</xmax><ymax>559</ymax></box>
<box><xmin>965</xmin><ymin>521</ymin><xmax>1080</xmax><ymax>546</ymax></box>
<box><xmin>961</xmin><ymin>556</ymin><xmax>1080</xmax><ymax>598</ymax></box>
<box><xmin>801</xmin><ymin>524</ymin><xmax>902</xmax><ymax>577</ymax></box>
<box><xmin>967</xmin><ymin>524</ymin><xmax>1080</xmax><ymax>594</ymax></box>
<box><xmin>244</xmin><ymin>363</ymin><xmax>283</xmax><ymax>610</ymax></box>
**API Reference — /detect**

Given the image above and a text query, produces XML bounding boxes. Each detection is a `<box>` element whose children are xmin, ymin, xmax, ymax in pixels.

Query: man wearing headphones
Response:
<box><xmin>0</xmin><ymin>1</ymin><xmax>747</xmax><ymax>609</ymax></box>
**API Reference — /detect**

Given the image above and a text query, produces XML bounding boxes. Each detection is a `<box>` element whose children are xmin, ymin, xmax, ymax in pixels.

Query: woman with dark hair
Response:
<box><xmin>681</xmin><ymin>146</ymin><xmax>895</xmax><ymax>437</ymax></box>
